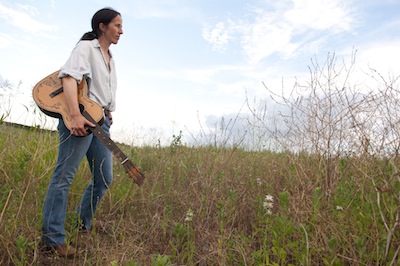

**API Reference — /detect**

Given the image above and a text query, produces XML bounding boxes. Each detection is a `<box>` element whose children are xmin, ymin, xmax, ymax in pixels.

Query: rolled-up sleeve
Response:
<box><xmin>58</xmin><ymin>42</ymin><xmax>92</xmax><ymax>83</ymax></box>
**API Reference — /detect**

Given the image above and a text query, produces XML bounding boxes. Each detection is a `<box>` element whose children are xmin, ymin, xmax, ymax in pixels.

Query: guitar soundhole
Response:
<box><xmin>79</xmin><ymin>104</ymin><xmax>85</xmax><ymax>113</ymax></box>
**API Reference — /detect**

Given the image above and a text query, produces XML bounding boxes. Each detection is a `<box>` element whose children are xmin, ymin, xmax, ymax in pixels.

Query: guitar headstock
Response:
<box><xmin>123</xmin><ymin>159</ymin><xmax>145</xmax><ymax>186</ymax></box>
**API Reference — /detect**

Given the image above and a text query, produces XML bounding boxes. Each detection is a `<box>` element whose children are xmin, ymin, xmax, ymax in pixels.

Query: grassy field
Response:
<box><xmin>0</xmin><ymin>121</ymin><xmax>399</xmax><ymax>266</ymax></box>
<box><xmin>1</xmin><ymin>51</ymin><xmax>399</xmax><ymax>265</ymax></box>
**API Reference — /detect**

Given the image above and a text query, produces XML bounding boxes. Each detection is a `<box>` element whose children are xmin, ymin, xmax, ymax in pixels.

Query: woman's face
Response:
<box><xmin>102</xmin><ymin>15</ymin><xmax>123</xmax><ymax>45</ymax></box>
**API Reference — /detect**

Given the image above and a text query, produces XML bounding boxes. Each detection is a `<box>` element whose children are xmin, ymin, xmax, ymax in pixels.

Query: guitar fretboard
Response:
<box><xmin>82</xmin><ymin>111</ymin><xmax>145</xmax><ymax>185</ymax></box>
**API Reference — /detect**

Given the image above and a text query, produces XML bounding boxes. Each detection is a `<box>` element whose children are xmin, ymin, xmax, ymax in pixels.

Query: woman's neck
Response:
<box><xmin>98</xmin><ymin>36</ymin><xmax>111</xmax><ymax>54</ymax></box>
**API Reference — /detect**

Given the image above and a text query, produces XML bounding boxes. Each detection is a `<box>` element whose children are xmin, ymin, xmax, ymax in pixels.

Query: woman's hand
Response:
<box><xmin>108</xmin><ymin>112</ymin><xmax>113</xmax><ymax>125</ymax></box>
<box><xmin>70</xmin><ymin>113</ymin><xmax>95</xmax><ymax>136</ymax></box>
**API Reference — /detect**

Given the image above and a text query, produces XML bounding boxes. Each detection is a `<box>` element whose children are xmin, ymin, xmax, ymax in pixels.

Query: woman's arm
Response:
<box><xmin>62</xmin><ymin>76</ymin><xmax>95</xmax><ymax>136</ymax></box>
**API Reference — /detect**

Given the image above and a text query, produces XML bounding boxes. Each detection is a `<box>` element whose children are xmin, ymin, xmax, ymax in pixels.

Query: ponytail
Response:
<box><xmin>80</xmin><ymin>31</ymin><xmax>97</xmax><ymax>41</ymax></box>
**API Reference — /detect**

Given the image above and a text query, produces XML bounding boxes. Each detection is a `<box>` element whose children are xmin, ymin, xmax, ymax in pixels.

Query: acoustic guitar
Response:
<box><xmin>32</xmin><ymin>70</ymin><xmax>145</xmax><ymax>186</ymax></box>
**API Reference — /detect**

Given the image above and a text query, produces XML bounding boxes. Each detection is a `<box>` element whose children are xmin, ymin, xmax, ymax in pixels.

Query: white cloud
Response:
<box><xmin>202</xmin><ymin>0</ymin><xmax>355</xmax><ymax>65</ymax></box>
<box><xmin>0</xmin><ymin>3</ymin><xmax>57</xmax><ymax>34</ymax></box>
<box><xmin>16</xmin><ymin>3</ymin><xmax>39</xmax><ymax>16</ymax></box>
<box><xmin>285</xmin><ymin>0</ymin><xmax>354</xmax><ymax>32</ymax></box>
<box><xmin>202</xmin><ymin>22</ymin><xmax>232</xmax><ymax>52</ymax></box>
<box><xmin>242</xmin><ymin>16</ymin><xmax>295</xmax><ymax>64</ymax></box>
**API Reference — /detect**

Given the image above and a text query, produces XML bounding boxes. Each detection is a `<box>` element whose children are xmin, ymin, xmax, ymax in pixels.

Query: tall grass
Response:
<box><xmin>0</xmin><ymin>121</ymin><xmax>399</xmax><ymax>265</ymax></box>
<box><xmin>1</xmin><ymin>53</ymin><xmax>399</xmax><ymax>265</ymax></box>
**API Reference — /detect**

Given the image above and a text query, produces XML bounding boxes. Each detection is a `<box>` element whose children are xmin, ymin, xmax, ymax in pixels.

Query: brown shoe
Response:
<box><xmin>53</xmin><ymin>243</ymin><xmax>77</xmax><ymax>258</ymax></box>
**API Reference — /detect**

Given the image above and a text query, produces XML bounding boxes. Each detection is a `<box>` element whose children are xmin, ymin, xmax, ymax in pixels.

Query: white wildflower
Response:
<box><xmin>263</xmin><ymin>194</ymin><xmax>274</xmax><ymax>215</ymax></box>
<box><xmin>184</xmin><ymin>208</ymin><xmax>193</xmax><ymax>222</ymax></box>
<box><xmin>256</xmin><ymin>178</ymin><xmax>262</xmax><ymax>186</ymax></box>
<box><xmin>264</xmin><ymin>195</ymin><xmax>274</xmax><ymax>202</ymax></box>
<box><xmin>336</xmin><ymin>206</ymin><xmax>344</xmax><ymax>211</ymax></box>
<box><xmin>263</xmin><ymin>201</ymin><xmax>273</xmax><ymax>209</ymax></box>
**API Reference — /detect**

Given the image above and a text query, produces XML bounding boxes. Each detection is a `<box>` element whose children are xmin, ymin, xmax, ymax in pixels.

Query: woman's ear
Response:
<box><xmin>99</xmin><ymin>22</ymin><xmax>106</xmax><ymax>34</ymax></box>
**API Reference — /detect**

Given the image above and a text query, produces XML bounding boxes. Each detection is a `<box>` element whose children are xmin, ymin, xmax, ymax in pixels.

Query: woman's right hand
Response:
<box><xmin>70</xmin><ymin>113</ymin><xmax>95</xmax><ymax>136</ymax></box>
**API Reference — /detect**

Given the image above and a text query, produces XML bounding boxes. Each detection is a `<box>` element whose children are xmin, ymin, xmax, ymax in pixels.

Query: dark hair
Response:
<box><xmin>80</xmin><ymin>8</ymin><xmax>121</xmax><ymax>40</ymax></box>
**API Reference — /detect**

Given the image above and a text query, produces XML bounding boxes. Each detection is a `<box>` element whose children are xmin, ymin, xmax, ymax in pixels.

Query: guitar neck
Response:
<box><xmin>82</xmin><ymin>111</ymin><xmax>145</xmax><ymax>186</ymax></box>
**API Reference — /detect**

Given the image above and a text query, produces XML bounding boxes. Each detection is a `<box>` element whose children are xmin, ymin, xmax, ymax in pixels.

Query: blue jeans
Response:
<box><xmin>42</xmin><ymin>116</ymin><xmax>112</xmax><ymax>247</ymax></box>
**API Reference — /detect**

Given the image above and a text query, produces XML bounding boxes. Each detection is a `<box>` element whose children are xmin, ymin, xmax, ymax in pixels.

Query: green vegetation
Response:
<box><xmin>0</xmin><ymin>121</ymin><xmax>399</xmax><ymax>265</ymax></box>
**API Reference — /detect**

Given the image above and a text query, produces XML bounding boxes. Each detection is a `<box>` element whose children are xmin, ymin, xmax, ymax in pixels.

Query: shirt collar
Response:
<box><xmin>91</xmin><ymin>38</ymin><xmax>113</xmax><ymax>58</ymax></box>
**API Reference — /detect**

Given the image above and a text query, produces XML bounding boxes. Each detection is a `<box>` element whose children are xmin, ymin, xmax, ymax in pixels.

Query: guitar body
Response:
<box><xmin>32</xmin><ymin>70</ymin><xmax>104</xmax><ymax>130</ymax></box>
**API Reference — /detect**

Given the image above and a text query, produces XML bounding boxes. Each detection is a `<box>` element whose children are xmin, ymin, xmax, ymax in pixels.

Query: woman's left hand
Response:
<box><xmin>108</xmin><ymin>112</ymin><xmax>113</xmax><ymax>125</ymax></box>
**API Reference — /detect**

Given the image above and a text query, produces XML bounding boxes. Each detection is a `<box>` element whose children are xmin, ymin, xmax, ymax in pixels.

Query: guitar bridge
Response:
<box><xmin>49</xmin><ymin>87</ymin><xmax>64</xmax><ymax>98</ymax></box>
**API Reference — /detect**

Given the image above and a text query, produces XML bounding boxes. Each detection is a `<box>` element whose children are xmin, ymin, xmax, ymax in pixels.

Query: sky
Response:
<box><xmin>1</xmin><ymin>0</ymin><xmax>400</xmax><ymax>146</ymax></box>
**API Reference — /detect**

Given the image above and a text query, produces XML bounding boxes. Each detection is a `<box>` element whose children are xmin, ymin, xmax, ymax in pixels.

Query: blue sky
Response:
<box><xmin>1</xmin><ymin>0</ymin><xmax>400</xmax><ymax>145</ymax></box>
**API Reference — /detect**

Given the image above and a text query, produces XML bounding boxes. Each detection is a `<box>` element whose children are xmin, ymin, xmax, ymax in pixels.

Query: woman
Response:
<box><xmin>42</xmin><ymin>7</ymin><xmax>123</xmax><ymax>258</ymax></box>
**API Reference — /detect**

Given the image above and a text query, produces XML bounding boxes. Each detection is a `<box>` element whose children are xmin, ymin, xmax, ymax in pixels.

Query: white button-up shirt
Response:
<box><xmin>58</xmin><ymin>39</ymin><xmax>117</xmax><ymax>112</ymax></box>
